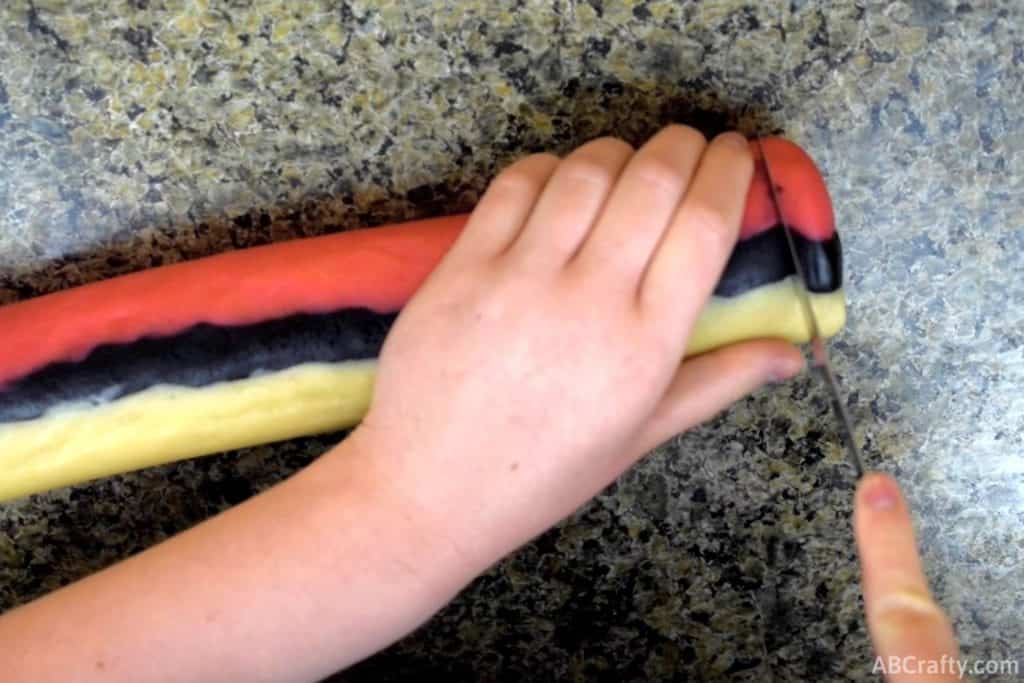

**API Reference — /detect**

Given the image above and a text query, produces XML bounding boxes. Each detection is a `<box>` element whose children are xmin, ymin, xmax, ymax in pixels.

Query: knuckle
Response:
<box><xmin>631</xmin><ymin>155</ymin><xmax>689</xmax><ymax>195</ymax></box>
<box><xmin>560</xmin><ymin>154</ymin><xmax>620</xmax><ymax>188</ymax></box>
<box><xmin>685</xmin><ymin>201</ymin><xmax>736</xmax><ymax>253</ymax></box>
<box><xmin>557</xmin><ymin>137</ymin><xmax>635</xmax><ymax>187</ymax></box>
<box><xmin>491</xmin><ymin>157</ymin><xmax>552</xmax><ymax>195</ymax></box>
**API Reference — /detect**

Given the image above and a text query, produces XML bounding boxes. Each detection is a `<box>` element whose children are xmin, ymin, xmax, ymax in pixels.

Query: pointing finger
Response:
<box><xmin>854</xmin><ymin>473</ymin><xmax>961</xmax><ymax>682</ymax></box>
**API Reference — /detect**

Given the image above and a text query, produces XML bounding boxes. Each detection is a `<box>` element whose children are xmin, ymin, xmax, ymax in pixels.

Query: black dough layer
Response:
<box><xmin>0</xmin><ymin>225</ymin><xmax>839</xmax><ymax>424</ymax></box>
<box><xmin>0</xmin><ymin>308</ymin><xmax>398</xmax><ymax>423</ymax></box>
<box><xmin>714</xmin><ymin>226</ymin><xmax>841</xmax><ymax>297</ymax></box>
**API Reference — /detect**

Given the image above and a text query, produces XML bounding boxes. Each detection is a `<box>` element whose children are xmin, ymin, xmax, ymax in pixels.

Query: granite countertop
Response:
<box><xmin>1</xmin><ymin>1</ymin><xmax>1023</xmax><ymax>681</ymax></box>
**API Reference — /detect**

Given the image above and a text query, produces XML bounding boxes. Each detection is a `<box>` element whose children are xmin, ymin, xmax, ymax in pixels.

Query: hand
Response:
<box><xmin>0</xmin><ymin>127</ymin><xmax>834</xmax><ymax>683</ymax></box>
<box><xmin>351</xmin><ymin>125</ymin><xmax>804</xmax><ymax>573</ymax></box>
<box><xmin>855</xmin><ymin>473</ymin><xmax>963</xmax><ymax>682</ymax></box>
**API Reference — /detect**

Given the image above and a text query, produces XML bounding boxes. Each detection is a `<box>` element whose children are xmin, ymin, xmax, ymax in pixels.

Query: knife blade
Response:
<box><xmin>755</xmin><ymin>136</ymin><xmax>865</xmax><ymax>478</ymax></box>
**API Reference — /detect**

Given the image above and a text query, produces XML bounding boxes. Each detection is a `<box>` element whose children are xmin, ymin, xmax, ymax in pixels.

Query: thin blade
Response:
<box><xmin>756</xmin><ymin>137</ymin><xmax>865</xmax><ymax>478</ymax></box>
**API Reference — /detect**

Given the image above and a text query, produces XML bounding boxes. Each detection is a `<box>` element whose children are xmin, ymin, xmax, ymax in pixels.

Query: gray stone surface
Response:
<box><xmin>1</xmin><ymin>1</ymin><xmax>1022</xmax><ymax>681</ymax></box>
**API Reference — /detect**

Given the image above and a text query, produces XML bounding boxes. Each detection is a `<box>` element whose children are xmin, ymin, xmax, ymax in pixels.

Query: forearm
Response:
<box><xmin>0</xmin><ymin>435</ymin><xmax>472</xmax><ymax>682</ymax></box>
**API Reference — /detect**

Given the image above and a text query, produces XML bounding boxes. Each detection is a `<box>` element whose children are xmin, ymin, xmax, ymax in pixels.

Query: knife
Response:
<box><xmin>756</xmin><ymin>136</ymin><xmax>865</xmax><ymax>479</ymax></box>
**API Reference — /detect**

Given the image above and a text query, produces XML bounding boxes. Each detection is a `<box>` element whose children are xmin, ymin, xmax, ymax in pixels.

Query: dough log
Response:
<box><xmin>0</xmin><ymin>136</ymin><xmax>845</xmax><ymax>501</ymax></box>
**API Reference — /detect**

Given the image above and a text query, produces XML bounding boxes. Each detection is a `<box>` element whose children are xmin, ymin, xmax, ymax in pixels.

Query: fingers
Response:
<box><xmin>628</xmin><ymin>339</ymin><xmax>804</xmax><ymax>455</ymax></box>
<box><xmin>451</xmin><ymin>125</ymin><xmax>754</xmax><ymax>334</ymax></box>
<box><xmin>572</xmin><ymin>125</ymin><xmax>707</xmax><ymax>285</ymax></box>
<box><xmin>446</xmin><ymin>153</ymin><xmax>560</xmax><ymax>264</ymax></box>
<box><xmin>506</xmin><ymin>137</ymin><xmax>634</xmax><ymax>271</ymax></box>
<box><xmin>854</xmin><ymin>473</ymin><xmax>961</xmax><ymax>683</ymax></box>
<box><xmin>639</xmin><ymin>132</ymin><xmax>754</xmax><ymax>330</ymax></box>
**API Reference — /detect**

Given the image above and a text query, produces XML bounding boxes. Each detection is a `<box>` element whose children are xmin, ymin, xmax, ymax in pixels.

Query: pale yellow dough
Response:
<box><xmin>0</xmin><ymin>361</ymin><xmax>379</xmax><ymax>502</ymax></box>
<box><xmin>0</xmin><ymin>278</ymin><xmax>845</xmax><ymax>502</ymax></box>
<box><xmin>686</xmin><ymin>278</ymin><xmax>846</xmax><ymax>356</ymax></box>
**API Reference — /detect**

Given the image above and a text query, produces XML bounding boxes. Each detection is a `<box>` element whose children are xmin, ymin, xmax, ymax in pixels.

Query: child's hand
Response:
<box><xmin>352</xmin><ymin>125</ymin><xmax>804</xmax><ymax>573</ymax></box>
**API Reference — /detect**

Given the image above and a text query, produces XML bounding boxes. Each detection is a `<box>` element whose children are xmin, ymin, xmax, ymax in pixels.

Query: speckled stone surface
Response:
<box><xmin>1</xmin><ymin>1</ymin><xmax>1023</xmax><ymax>681</ymax></box>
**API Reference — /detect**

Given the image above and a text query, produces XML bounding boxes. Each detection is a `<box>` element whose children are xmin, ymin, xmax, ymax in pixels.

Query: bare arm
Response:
<box><xmin>1</xmin><ymin>126</ymin><xmax>807</xmax><ymax>681</ymax></box>
<box><xmin>0</xmin><ymin>435</ymin><xmax>477</xmax><ymax>681</ymax></box>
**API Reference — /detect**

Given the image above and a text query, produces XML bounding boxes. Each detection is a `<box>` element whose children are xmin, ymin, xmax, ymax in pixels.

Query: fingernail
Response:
<box><xmin>719</xmin><ymin>132</ymin><xmax>748</xmax><ymax>148</ymax></box>
<box><xmin>862</xmin><ymin>473</ymin><xmax>899</xmax><ymax>510</ymax></box>
<box><xmin>770</xmin><ymin>355</ymin><xmax>804</xmax><ymax>382</ymax></box>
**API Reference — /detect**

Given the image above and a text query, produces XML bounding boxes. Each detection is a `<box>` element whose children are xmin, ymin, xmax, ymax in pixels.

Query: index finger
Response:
<box><xmin>854</xmin><ymin>472</ymin><xmax>961</xmax><ymax>682</ymax></box>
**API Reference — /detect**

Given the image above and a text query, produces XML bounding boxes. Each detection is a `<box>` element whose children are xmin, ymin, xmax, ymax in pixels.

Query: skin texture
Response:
<box><xmin>0</xmin><ymin>126</ymin><xmax>960</xmax><ymax>681</ymax></box>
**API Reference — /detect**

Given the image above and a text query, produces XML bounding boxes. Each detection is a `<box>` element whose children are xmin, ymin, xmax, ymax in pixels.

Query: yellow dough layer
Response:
<box><xmin>687</xmin><ymin>278</ymin><xmax>846</xmax><ymax>356</ymax></box>
<box><xmin>0</xmin><ymin>361</ymin><xmax>378</xmax><ymax>502</ymax></box>
<box><xmin>0</xmin><ymin>277</ymin><xmax>845</xmax><ymax>502</ymax></box>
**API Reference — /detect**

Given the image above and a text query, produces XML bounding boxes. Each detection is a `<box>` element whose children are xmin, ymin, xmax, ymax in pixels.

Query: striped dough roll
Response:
<box><xmin>0</xmin><ymin>137</ymin><xmax>845</xmax><ymax>501</ymax></box>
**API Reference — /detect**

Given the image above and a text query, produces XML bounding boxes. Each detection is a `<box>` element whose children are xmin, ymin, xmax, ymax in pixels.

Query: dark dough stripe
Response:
<box><xmin>0</xmin><ymin>216</ymin><xmax>463</xmax><ymax>389</ymax></box>
<box><xmin>716</xmin><ymin>225</ymin><xmax>841</xmax><ymax>297</ymax></box>
<box><xmin>0</xmin><ymin>308</ymin><xmax>397</xmax><ymax>424</ymax></box>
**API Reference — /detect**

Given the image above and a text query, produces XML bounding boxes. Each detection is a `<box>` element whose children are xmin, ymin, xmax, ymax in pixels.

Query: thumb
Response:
<box><xmin>629</xmin><ymin>339</ymin><xmax>805</xmax><ymax>456</ymax></box>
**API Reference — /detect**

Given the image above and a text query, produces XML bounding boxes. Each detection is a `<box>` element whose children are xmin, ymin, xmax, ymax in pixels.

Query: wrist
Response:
<box><xmin>337</xmin><ymin>418</ymin><xmax>582</xmax><ymax>579</ymax></box>
<box><xmin>316</xmin><ymin>427</ymin><xmax>484</xmax><ymax>615</ymax></box>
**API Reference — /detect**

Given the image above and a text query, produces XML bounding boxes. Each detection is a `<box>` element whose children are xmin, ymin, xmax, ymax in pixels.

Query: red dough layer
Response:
<box><xmin>0</xmin><ymin>136</ymin><xmax>836</xmax><ymax>387</ymax></box>
<box><xmin>741</xmin><ymin>137</ymin><xmax>835</xmax><ymax>241</ymax></box>
<box><xmin>0</xmin><ymin>216</ymin><xmax>465</xmax><ymax>387</ymax></box>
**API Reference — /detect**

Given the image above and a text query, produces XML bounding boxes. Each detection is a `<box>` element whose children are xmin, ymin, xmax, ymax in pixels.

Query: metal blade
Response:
<box><xmin>756</xmin><ymin>137</ymin><xmax>865</xmax><ymax>478</ymax></box>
